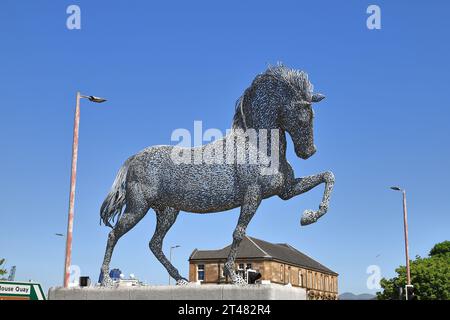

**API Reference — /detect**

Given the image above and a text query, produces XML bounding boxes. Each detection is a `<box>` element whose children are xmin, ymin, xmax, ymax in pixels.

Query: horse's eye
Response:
<box><xmin>298</xmin><ymin>112</ymin><xmax>308</xmax><ymax>122</ymax></box>
<box><xmin>296</xmin><ymin>101</ymin><xmax>310</xmax><ymax>108</ymax></box>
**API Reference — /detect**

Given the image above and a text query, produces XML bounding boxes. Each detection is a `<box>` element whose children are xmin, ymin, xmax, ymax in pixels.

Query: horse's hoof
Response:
<box><xmin>176</xmin><ymin>279</ymin><xmax>190</xmax><ymax>286</ymax></box>
<box><xmin>101</xmin><ymin>276</ymin><xmax>114</xmax><ymax>287</ymax></box>
<box><xmin>231</xmin><ymin>275</ymin><xmax>247</xmax><ymax>286</ymax></box>
<box><xmin>300</xmin><ymin>209</ymin><xmax>319</xmax><ymax>226</ymax></box>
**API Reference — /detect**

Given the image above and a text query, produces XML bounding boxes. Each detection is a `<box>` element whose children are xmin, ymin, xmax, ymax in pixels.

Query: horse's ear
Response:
<box><xmin>311</xmin><ymin>93</ymin><xmax>325</xmax><ymax>103</ymax></box>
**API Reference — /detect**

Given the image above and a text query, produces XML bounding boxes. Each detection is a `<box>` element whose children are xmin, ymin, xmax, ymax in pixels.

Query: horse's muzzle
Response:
<box><xmin>296</xmin><ymin>145</ymin><xmax>317</xmax><ymax>159</ymax></box>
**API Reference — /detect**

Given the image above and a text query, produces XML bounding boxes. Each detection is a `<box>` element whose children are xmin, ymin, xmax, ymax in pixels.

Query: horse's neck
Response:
<box><xmin>231</xmin><ymin>90</ymin><xmax>287</xmax><ymax>161</ymax></box>
<box><xmin>229</xmin><ymin>126</ymin><xmax>287</xmax><ymax>161</ymax></box>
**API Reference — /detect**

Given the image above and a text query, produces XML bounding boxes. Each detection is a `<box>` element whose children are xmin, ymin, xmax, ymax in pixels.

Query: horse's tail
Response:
<box><xmin>100</xmin><ymin>157</ymin><xmax>133</xmax><ymax>228</ymax></box>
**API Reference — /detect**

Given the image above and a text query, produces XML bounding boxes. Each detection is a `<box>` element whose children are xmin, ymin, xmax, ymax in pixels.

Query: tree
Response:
<box><xmin>429</xmin><ymin>240</ymin><xmax>450</xmax><ymax>257</ymax></box>
<box><xmin>0</xmin><ymin>258</ymin><xmax>7</xmax><ymax>278</ymax></box>
<box><xmin>377</xmin><ymin>241</ymin><xmax>450</xmax><ymax>300</ymax></box>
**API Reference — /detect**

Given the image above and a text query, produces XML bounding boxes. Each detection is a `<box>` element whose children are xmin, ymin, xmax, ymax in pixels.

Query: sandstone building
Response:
<box><xmin>188</xmin><ymin>236</ymin><xmax>338</xmax><ymax>300</ymax></box>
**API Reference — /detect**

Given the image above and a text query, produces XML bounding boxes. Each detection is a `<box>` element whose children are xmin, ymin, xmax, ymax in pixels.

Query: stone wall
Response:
<box><xmin>48</xmin><ymin>284</ymin><xmax>307</xmax><ymax>300</ymax></box>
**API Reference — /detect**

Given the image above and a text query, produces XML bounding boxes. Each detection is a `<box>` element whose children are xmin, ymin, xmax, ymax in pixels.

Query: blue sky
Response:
<box><xmin>0</xmin><ymin>0</ymin><xmax>449</xmax><ymax>295</ymax></box>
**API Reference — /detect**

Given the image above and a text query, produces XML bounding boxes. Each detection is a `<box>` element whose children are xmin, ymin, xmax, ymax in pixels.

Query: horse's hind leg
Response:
<box><xmin>100</xmin><ymin>192</ymin><xmax>149</xmax><ymax>286</ymax></box>
<box><xmin>224</xmin><ymin>184</ymin><xmax>262</xmax><ymax>285</ymax></box>
<box><xmin>149</xmin><ymin>207</ymin><xmax>187</xmax><ymax>285</ymax></box>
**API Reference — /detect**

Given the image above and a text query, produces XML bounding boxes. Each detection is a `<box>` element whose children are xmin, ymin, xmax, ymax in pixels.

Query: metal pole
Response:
<box><xmin>169</xmin><ymin>247</ymin><xmax>172</xmax><ymax>285</ymax></box>
<box><xmin>64</xmin><ymin>92</ymin><xmax>81</xmax><ymax>288</ymax></box>
<box><xmin>168</xmin><ymin>245</ymin><xmax>180</xmax><ymax>285</ymax></box>
<box><xmin>402</xmin><ymin>190</ymin><xmax>411</xmax><ymax>287</ymax></box>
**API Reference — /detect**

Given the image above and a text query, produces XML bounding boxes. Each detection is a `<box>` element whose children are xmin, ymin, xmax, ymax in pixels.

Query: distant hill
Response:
<box><xmin>339</xmin><ymin>292</ymin><xmax>376</xmax><ymax>300</ymax></box>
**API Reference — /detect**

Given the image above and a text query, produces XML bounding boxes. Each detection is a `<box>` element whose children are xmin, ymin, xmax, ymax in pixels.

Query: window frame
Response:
<box><xmin>299</xmin><ymin>270</ymin><xmax>303</xmax><ymax>287</ymax></box>
<box><xmin>197</xmin><ymin>264</ymin><xmax>205</xmax><ymax>282</ymax></box>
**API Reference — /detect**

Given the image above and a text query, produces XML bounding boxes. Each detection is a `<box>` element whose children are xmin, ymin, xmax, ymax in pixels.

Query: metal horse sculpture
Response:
<box><xmin>99</xmin><ymin>65</ymin><xmax>334</xmax><ymax>286</ymax></box>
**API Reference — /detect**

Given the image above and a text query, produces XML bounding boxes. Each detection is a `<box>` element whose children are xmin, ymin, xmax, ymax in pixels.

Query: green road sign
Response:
<box><xmin>0</xmin><ymin>281</ymin><xmax>46</xmax><ymax>300</ymax></box>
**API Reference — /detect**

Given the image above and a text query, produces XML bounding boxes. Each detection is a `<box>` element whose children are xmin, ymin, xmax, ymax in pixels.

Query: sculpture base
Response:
<box><xmin>48</xmin><ymin>284</ymin><xmax>306</xmax><ymax>300</ymax></box>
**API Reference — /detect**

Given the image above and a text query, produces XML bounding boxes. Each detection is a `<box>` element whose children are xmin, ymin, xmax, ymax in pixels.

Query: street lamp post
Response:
<box><xmin>168</xmin><ymin>245</ymin><xmax>180</xmax><ymax>285</ymax></box>
<box><xmin>64</xmin><ymin>92</ymin><xmax>106</xmax><ymax>288</ymax></box>
<box><xmin>390</xmin><ymin>186</ymin><xmax>412</xmax><ymax>299</ymax></box>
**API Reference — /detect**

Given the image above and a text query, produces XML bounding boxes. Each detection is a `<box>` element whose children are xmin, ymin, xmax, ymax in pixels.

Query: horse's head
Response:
<box><xmin>232</xmin><ymin>65</ymin><xmax>326</xmax><ymax>160</ymax></box>
<box><xmin>272</xmin><ymin>66</ymin><xmax>326</xmax><ymax>160</ymax></box>
<box><xmin>281</xmin><ymin>91</ymin><xmax>325</xmax><ymax>159</ymax></box>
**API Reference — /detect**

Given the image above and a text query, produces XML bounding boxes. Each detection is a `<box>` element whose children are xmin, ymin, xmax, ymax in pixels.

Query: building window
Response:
<box><xmin>280</xmin><ymin>265</ymin><xmax>284</xmax><ymax>282</ymax></box>
<box><xmin>314</xmin><ymin>273</ymin><xmax>318</xmax><ymax>289</ymax></box>
<box><xmin>318</xmin><ymin>274</ymin><xmax>321</xmax><ymax>290</ymax></box>
<box><xmin>197</xmin><ymin>264</ymin><xmax>205</xmax><ymax>282</ymax></box>
<box><xmin>321</xmin><ymin>274</ymin><xmax>324</xmax><ymax>291</ymax></box>
<box><xmin>317</xmin><ymin>273</ymin><xmax>320</xmax><ymax>290</ymax></box>
<box><xmin>299</xmin><ymin>271</ymin><xmax>303</xmax><ymax>287</ymax></box>
<box><xmin>287</xmin><ymin>266</ymin><xmax>291</xmax><ymax>284</ymax></box>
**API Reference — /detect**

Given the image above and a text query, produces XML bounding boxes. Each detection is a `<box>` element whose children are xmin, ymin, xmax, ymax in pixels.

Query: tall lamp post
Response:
<box><xmin>168</xmin><ymin>245</ymin><xmax>180</xmax><ymax>285</ymax></box>
<box><xmin>390</xmin><ymin>186</ymin><xmax>412</xmax><ymax>299</ymax></box>
<box><xmin>64</xmin><ymin>92</ymin><xmax>107</xmax><ymax>288</ymax></box>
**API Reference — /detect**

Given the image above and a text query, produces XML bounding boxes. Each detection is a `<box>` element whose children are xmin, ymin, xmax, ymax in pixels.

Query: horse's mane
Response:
<box><xmin>232</xmin><ymin>64</ymin><xmax>314</xmax><ymax>129</ymax></box>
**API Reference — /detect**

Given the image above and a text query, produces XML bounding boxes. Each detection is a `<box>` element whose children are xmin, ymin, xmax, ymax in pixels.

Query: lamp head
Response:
<box><xmin>87</xmin><ymin>96</ymin><xmax>107</xmax><ymax>103</ymax></box>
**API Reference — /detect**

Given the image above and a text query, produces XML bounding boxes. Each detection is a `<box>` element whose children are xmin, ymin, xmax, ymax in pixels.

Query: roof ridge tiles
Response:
<box><xmin>245</xmin><ymin>235</ymin><xmax>272</xmax><ymax>257</ymax></box>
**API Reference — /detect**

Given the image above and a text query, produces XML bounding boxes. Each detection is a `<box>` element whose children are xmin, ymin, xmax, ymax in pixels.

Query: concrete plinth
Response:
<box><xmin>48</xmin><ymin>284</ymin><xmax>306</xmax><ymax>300</ymax></box>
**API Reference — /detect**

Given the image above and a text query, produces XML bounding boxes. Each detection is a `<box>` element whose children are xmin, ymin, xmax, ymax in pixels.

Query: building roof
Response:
<box><xmin>189</xmin><ymin>236</ymin><xmax>338</xmax><ymax>276</ymax></box>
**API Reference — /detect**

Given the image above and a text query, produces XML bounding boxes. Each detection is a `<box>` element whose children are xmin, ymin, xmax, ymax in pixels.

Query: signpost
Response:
<box><xmin>0</xmin><ymin>281</ymin><xmax>46</xmax><ymax>300</ymax></box>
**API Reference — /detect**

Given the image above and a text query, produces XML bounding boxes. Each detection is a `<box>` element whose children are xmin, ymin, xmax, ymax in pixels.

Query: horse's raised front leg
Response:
<box><xmin>224</xmin><ymin>184</ymin><xmax>262</xmax><ymax>285</ymax></box>
<box><xmin>279</xmin><ymin>171</ymin><xmax>335</xmax><ymax>226</ymax></box>
<box><xmin>150</xmin><ymin>207</ymin><xmax>188</xmax><ymax>285</ymax></box>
